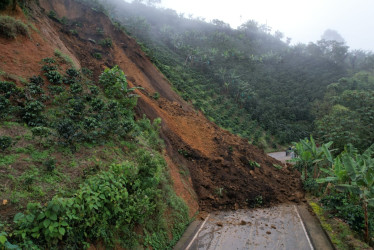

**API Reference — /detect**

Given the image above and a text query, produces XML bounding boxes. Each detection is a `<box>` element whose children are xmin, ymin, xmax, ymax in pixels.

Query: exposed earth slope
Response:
<box><xmin>0</xmin><ymin>0</ymin><xmax>302</xmax><ymax>215</ymax></box>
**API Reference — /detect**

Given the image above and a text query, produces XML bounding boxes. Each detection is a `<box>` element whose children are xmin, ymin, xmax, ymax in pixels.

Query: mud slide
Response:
<box><xmin>2</xmin><ymin>0</ymin><xmax>303</xmax><ymax>214</ymax></box>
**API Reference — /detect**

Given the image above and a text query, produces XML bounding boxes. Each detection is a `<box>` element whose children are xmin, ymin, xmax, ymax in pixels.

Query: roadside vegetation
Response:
<box><xmin>0</xmin><ymin>55</ymin><xmax>189</xmax><ymax>249</ymax></box>
<box><xmin>291</xmin><ymin>72</ymin><xmax>374</xmax><ymax>247</ymax></box>
<box><xmin>292</xmin><ymin>136</ymin><xmax>374</xmax><ymax>247</ymax></box>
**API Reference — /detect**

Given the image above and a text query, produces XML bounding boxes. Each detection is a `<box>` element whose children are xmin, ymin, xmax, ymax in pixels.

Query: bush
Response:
<box><xmin>0</xmin><ymin>15</ymin><xmax>28</xmax><ymax>39</ymax></box>
<box><xmin>303</xmin><ymin>177</ymin><xmax>320</xmax><ymax>196</ymax></box>
<box><xmin>47</xmin><ymin>10</ymin><xmax>59</xmax><ymax>22</ymax></box>
<box><xmin>69</xmin><ymin>83</ymin><xmax>83</xmax><ymax>95</ymax></box>
<box><xmin>0</xmin><ymin>136</ymin><xmax>12</xmax><ymax>151</ymax></box>
<box><xmin>0</xmin><ymin>96</ymin><xmax>11</xmax><ymax>118</ymax></box>
<box><xmin>48</xmin><ymin>85</ymin><xmax>65</xmax><ymax>95</ymax></box>
<box><xmin>45</xmin><ymin>70</ymin><xmax>62</xmax><ymax>85</ymax></box>
<box><xmin>92</xmin><ymin>52</ymin><xmax>102</xmax><ymax>60</ymax></box>
<box><xmin>12</xmin><ymin>160</ymin><xmax>187</xmax><ymax>248</ymax></box>
<box><xmin>0</xmin><ymin>81</ymin><xmax>17</xmax><ymax>98</ymax></box>
<box><xmin>99</xmin><ymin>38</ymin><xmax>112</xmax><ymax>48</ymax></box>
<box><xmin>56</xmin><ymin>118</ymin><xmax>81</xmax><ymax>147</ymax></box>
<box><xmin>82</xmin><ymin>68</ymin><xmax>93</xmax><ymax>78</ymax></box>
<box><xmin>31</xmin><ymin>126</ymin><xmax>51</xmax><ymax>145</ymax></box>
<box><xmin>29</xmin><ymin>76</ymin><xmax>44</xmax><ymax>86</ymax></box>
<box><xmin>66</xmin><ymin>68</ymin><xmax>79</xmax><ymax>78</ymax></box>
<box><xmin>152</xmin><ymin>92</ymin><xmax>160</xmax><ymax>100</ymax></box>
<box><xmin>321</xmin><ymin>191</ymin><xmax>365</xmax><ymax>232</ymax></box>
<box><xmin>22</xmin><ymin>100</ymin><xmax>45</xmax><ymax>126</ymax></box>
<box><xmin>43</xmin><ymin>159</ymin><xmax>56</xmax><ymax>172</ymax></box>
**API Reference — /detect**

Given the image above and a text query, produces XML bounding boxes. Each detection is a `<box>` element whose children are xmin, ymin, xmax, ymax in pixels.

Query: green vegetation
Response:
<box><xmin>54</xmin><ymin>49</ymin><xmax>76</xmax><ymax>68</ymax></box>
<box><xmin>293</xmin><ymin>137</ymin><xmax>374</xmax><ymax>244</ymax></box>
<box><xmin>272</xmin><ymin>164</ymin><xmax>283</xmax><ymax>170</ymax></box>
<box><xmin>0</xmin><ymin>136</ymin><xmax>12</xmax><ymax>151</ymax></box>
<box><xmin>92</xmin><ymin>52</ymin><xmax>102</xmax><ymax>59</ymax></box>
<box><xmin>78</xmin><ymin>0</ymin><xmax>373</xmax><ymax>151</ymax></box>
<box><xmin>99</xmin><ymin>37</ymin><xmax>113</xmax><ymax>48</ymax></box>
<box><xmin>0</xmin><ymin>15</ymin><xmax>29</xmax><ymax>39</ymax></box>
<box><xmin>88</xmin><ymin>0</ymin><xmax>361</xmax><ymax>148</ymax></box>
<box><xmin>248</xmin><ymin>160</ymin><xmax>261</xmax><ymax>168</ymax></box>
<box><xmin>314</xmin><ymin>72</ymin><xmax>374</xmax><ymax>152</ymax></box>
<box><xmin>0</xmin><ymin>55</ymin><xmax>189</xmax><ymax>248</ymax></box>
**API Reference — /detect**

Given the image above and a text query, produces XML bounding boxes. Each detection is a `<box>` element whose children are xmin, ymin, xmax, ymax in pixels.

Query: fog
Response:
<box><xmin>134</xmin><ymin>0</ymin><xmax>374</xmax><ymax>51</ymax></box>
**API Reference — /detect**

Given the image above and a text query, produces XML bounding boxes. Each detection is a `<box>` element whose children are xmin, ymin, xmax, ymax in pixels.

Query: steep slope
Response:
<box><xmin>1</xmin><ymin>0</ymin><xmax>302</xmax><ymax>215</ymax></box>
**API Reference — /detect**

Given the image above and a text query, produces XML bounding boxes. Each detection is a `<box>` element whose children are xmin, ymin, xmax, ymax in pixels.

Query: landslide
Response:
<box><xmin>2</xmin><ymin>0</ymin><xmax>303</xmax><ymax>212</ymax></box>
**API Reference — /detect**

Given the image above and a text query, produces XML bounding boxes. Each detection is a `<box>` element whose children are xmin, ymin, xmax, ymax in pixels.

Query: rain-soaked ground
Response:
<box><xmin>186</xmin><ymin>204</ymin><xmax>313</xmax><ymax>250</ymax></box>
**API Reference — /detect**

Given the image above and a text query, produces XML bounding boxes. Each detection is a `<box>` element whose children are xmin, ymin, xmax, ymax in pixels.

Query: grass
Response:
<box><xmin>0</xmin><ymin>15</ymin><xmax>29</xmax><ymax>39</ymax></box>
<box><xmin>54</xmin><ymin>49</ymin><xmax>76</xmax><ymax>68</ymax></box>
<box><xmin>30</xmin><ymin>149</ymin><xmax>49</xmax><ymax>162</ymax></box>
<box><xmin>0</xmin><ymin>154</ymin><xmax>17</xmax><ymax>167</ymax></box>
<box><xmin>273</xmin><ymin>163</ymin><xmax>283</xmax><ymax>170</ymax></box>
<box><xmin>309</xmin><ymin>200</ymin><xmax>371</xmax><ymax>249</ymax></box>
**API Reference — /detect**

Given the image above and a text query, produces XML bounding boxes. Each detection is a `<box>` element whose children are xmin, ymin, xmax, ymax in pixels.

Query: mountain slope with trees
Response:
<box><xmin>98</xmin><ymin>0</ymin><xmax>374</xmax><ymax>148</ymax></box>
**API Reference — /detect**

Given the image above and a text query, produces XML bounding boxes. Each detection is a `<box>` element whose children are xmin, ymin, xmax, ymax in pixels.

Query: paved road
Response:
<box><xmin>268</xmin><ymin>151</ymin><xmax>292</xmax><ymax>164</ymax></box>
<box><xmin>186</xmin><ymin>204</ymin><xmax>313</xmax><ymax>250</ymax></box>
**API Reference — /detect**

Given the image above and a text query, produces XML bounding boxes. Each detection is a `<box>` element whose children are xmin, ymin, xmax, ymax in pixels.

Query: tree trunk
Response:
<box><xmin>12</xmin><ymin>0</ymin><xmax>16</xmax><ymax>10</ymax></box>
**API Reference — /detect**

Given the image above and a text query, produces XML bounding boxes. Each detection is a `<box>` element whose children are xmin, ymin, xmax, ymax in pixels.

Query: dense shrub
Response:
<box><xmin>0</xmin><ymin>15</ymin><xmax>28</xmax><ymax>39</ymax></box>
<box><xmin>0</xmin><ymin>81</ymin><xmax>17</xmax><ymax>98</ymax></box>
<box><xmin>0</xmin><ymin>96</ymin><xmax>11</xmax><ymax>118</ymax></box>
<box><xmin>12</xmin><ymin>158</ymin><xmax>189</xmax><ymax>249</ymax></box>
<box><xmin>55</xmin><ymin>118</ymin><xmax>81</xmax><ymax>147</ymax></box>
<box><xmin>0</xmin><ymin>0</ymin><xmax>9</xmax><ymax>10</ymax></box>
<box><xmin>99</xmin><ymin>37</ymin><xmax>112</xmax><ymax>48</ymax></box>
<box><xmin>22</xmin><ymin>100</ymin><xmax>45</xmax><ymax>126</ymax></box>
<box><xmin>321</xmin><ymin>191</ymin><xmax>366</xmax><ymax>232</ymax></box>
<box><xmin>45</xmin><ymin>70</ymin><xmax>62</xmax><ymax>84</ymax></box>
<box><xmin>0</xmin><ymin>136</ymin><xmax>12</xmax><ymax>151</ymax></box>
<box><xmin>92</xmin><ymin>52</ymin><xmax>102</xmax><ymax>59</ymax></box>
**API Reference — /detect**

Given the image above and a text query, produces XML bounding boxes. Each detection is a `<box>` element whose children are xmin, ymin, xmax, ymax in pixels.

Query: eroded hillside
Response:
<box><xmin>1</xmin><ymin>0</ymin><xmax>302</xmax><ymax>218</ymax></box>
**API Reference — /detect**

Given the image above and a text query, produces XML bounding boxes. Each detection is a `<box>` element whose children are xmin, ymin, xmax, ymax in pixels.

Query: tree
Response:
<box><xmin>132</xmin><ymin>0</ymin><xmax>161</xmax><ymax>6</ymax></box>
<box><xmin>274</xmin><ymin>30</ymin><xmax>283</xmax><ymax>40</ymax></box>
<box><xmin>318</xmin><ymin>145</ymin><xmax>374</xmax><ymax>242</ymax></box>
<box><xmin>321</xmin><ymin>29</ymin><xmax>345</xmax><ymax>43</ymax></box>
<box><xmin>12</xmin><ymin>0</ymin><xmax>16</xmax><ymax>11</ymax></box>
<box><xmin>317</xmin><ymin>39</ymin><xmax>349</xmax><ymax>64</ymax></box>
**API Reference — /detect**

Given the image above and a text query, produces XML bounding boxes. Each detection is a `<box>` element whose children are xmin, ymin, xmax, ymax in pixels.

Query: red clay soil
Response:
<box><xmin>1</xmin><ymin>0</ymin><xmax>303</xmax><ymax>214</ymax></box>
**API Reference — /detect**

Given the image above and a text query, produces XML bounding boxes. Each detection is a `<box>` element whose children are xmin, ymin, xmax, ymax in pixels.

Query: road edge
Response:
<box><xmin>297</xmin><ymin>203</ymin><xmax>335</xmax><ymax>250</ymax></box>
<box><xmin>173</xmin><ymin>216</ymin><xmax>207</xmax><ymax>250</ymax></box>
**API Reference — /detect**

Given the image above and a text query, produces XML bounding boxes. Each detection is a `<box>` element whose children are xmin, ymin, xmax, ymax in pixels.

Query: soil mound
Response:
<box><xmin>1</xmin><ymin>0</ymin><xmax>303</xmax><ymax>213</ymax></box>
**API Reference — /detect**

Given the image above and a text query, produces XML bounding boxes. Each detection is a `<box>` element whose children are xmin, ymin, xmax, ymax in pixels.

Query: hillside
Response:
<box><xmin>98</xmin><ymin>0</ymin><xmax>353</xmax><ymax>147</ymax></box>
<box><xmin>0</xmin><ymin>0</ymin><xmax>302</xmax><ymax>248</ymax></box>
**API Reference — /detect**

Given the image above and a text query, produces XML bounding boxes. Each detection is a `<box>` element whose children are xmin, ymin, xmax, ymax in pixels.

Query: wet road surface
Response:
<box><xmin>268</xmin><ymin>151</ymin><xmax>292</xmax><ymax>164</ymax></box>
<box><xmin>186</xmin><ymin>204</ymin><xmax>313</xmax><ymax>250</ymax></box>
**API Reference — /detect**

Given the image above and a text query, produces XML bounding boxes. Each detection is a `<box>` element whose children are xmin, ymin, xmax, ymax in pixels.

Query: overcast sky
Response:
<box><xmin>149</xmin><ymin>0</ymin><xmax>374</xmax><ymax>51</ymax></box>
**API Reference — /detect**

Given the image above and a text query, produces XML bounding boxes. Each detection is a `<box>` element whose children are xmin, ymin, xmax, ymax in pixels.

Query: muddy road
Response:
<box><xmin>176</xmin><ymin>204</ymin><xmax>333</xmax><ymax>250</ymax></box>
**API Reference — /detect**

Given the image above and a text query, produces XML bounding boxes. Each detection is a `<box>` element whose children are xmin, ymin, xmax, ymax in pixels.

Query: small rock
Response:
<box><xmin>271</xmin><ymin>225</ymin><xmax>276</xmax><ymax>229</ymax></box>
<box><xmin>266</xmin><ymin>231</ymin><xmax>271</xmax><ymax>234</ymax></box>
<box><xmin>216</xmin><ymin>222</ymin><xmax>223</xmax><ymax>227</ymax></box>
<box><xmin>240</xmin><ymin>220</ymin><xmax>246</xmax><ymax>225</ymax></box>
